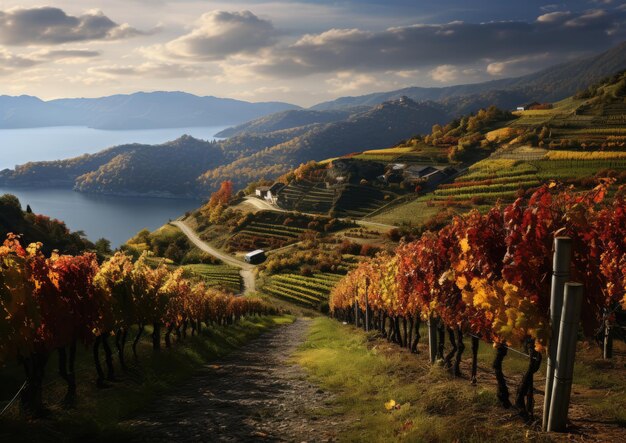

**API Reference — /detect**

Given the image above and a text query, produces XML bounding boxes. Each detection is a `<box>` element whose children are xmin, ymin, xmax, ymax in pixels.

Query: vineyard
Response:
<box><xmin>331</xmin><ymin>183</ymin><xmax>625</xmax><ymax>420</ymax></box>
<box><xmin>0</xmin><ymin>241</ymin><xmax>273</xmax><ymax>417</ymax></box>
<box><xmin>333</xmin><ymin>185</ymin><xmax>394</xmax><ymax>218</ymax></box>
<box><xmin>352</xmin><ymin>140</ymin><xmax>449</xmax><ymax>164</ymax></box>
<box><xmin>431</xmin><ymin>159</ymin><xmax>539</xmax><ymax>203</ymax></box>
<box><xmin>227</xmin><ymin>211</ymin><xmax>343</xmax><ymax>251</ymax></box>
<box><xmin>432</xmin><ymin>147</ymin><xmax>626</xmax><ymax>204</ymax></box>
<box><xmin>262</xmin><ymin>273</ymin><xmax>344</xmax><ymax>308</ymax></box>
<box><xmin>182</xmin><ymin>264</ymin><xmax>243</xmax><ymax>293</ymax></box>
<box><xmin>276</xmin><ymin>180</ymin><xmax>337</xmax><ymax>214</ymax></box>
<box><xmin>275</xmin><ymin>179</ymin><xmax>395</xmax><ymax>218</ymax></box>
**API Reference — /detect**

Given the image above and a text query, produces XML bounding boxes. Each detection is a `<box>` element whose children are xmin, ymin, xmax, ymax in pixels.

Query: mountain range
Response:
<box><xmin>2</xmin><ymin>42</ymin><xmax>626</xmax><ymax>132</ymax></box>
<box><xmin>311</xmin><ymin>41</ymin><xmax>626</xmax><ymax>112</ymax></box>
<box><xmin>0</xmin><ymin>92</ymin><xmax>299</xmax><ymax>130</ymax></box>
<box><xmin>3</xmin><ymin>42</ymin><xmax>626</xmax><ymax>198</ymax></box>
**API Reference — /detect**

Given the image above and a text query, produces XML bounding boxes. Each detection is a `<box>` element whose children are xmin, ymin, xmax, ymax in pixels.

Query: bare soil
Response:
<box><xmin>124</xmin><ymin>319</ymin><xmax>344</xmax><ymax>442</ymax></box>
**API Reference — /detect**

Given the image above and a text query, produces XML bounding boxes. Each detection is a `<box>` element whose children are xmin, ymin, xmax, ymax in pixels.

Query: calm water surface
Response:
<box><xmin>0</xmin><ymin>187</ymin><xmax>201</xmax><ymax>247</ymax></box>
<box><xmin>0</xmin><ymin>125</ymin><xmax>226</xmax><ymax>170</ymax></box>
<box><xmin>0</xmin><ymin>126</ymin><xmax>224</xmax><ymax>246</ymax></box>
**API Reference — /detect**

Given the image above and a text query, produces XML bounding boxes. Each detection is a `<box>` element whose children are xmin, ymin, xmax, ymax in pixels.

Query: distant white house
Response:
<box><xmin>255</xmin><ymin>186</ymin><xmax>270</xmax><ymax>198</ymax></box>
<box><xmin>265</xmin><ymin>183</ymin><xmax>285</xmax><ymax>204</ymax></box>
<box><xmin>516</xmin><ymin>106</ymin><xmax>526</xmax><ymax>111</ymax></box>
<box><xmin>245</xmin><ymin>249</ymin><xmax>266</xmax><ymax>264</ymax></box>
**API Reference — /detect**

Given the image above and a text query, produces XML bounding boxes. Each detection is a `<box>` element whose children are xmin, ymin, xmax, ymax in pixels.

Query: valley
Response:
<box><xmin>2</xmin><ymin>23</ymin><xmax>626</xmax><ymax>443</ymax></box>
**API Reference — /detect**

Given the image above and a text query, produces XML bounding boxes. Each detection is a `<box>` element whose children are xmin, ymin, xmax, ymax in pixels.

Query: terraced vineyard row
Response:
<box><xmin>533</xmin><ymin>159</ymin><xmax>626</xmax><ymax>179</ymax></box>
<box><xmin>433</xmin><ymin>179</ymin><xmax>540</xmax><ymax>197</ymax></box>
<box><xmin>277</xmin><ymin>180</ymin><xmax>338</xmax><ymax>214</ymax></box>
<box><xmin>229</xmin><ymin>216</ymin><xmax>309</xmax><ymax>251</ymax></box>
<box><xmin>545</xmin><ymin>151</ymin><xmax>626</xmax><ymax>160</ymax></box>
<box><xmin>462</xmin><ymin>160</ymin><xmax>538</xmax><ymax>181</ymax></box>
<box><xmin>440</xmin><ymin>147</ymin><xmax>626</xmax><ymax>203</ymax></box>
<box><xmin>262</xmin><ymin>273</ymin><xmax>344</xmax><ymax>308</ymax></box>
<box><xmin>334</xmin><ymin>185</ymin><xmax>394</xmax><ymax>218</ymax></box>
<box><xmin>182</xmin><ymin>264</ymin><xmax>243</xmax><ymax>293</ymax></box>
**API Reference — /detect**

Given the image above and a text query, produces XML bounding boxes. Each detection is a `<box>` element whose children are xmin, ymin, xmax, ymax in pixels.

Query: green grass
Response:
<box><xmin>296</xmin><ymin>318</ymin><xmax>626</xmax><ymax>441</ymax></box>
<box><xmin>0</xmin><ymin>315</ymin><xmax>294</xmax><ymax>442</ymax></box>
<box><xmin>295</xmin><ymin>318</ymin><xmax>549</xmax><ymax>442</ymax></box>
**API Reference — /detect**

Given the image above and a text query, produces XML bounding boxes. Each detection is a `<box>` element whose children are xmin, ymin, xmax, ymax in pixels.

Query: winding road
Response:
<box><xmin>171</xmin><ymin>220</ymin><xmax>256</xmax><ymax>294</ymax></box>
<box><xmin>172</xmin><ymin>198</ymin><xmax>396</xmax><ymax>296</ymax></box>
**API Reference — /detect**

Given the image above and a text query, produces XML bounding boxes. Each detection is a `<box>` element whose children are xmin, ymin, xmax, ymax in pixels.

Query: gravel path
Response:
<box><xmin>124</xmin><ymin>319</ymin><xmax>343</xmax><ymax>442</ymax></box>
<box><xmin>171</xmin><ymin>220</ymin><xmax>256</xmax><ymax>294</ymax></box>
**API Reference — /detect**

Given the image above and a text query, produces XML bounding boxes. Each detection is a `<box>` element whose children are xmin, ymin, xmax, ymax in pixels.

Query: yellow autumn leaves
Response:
<box><xmin>459</xmin><ymin>278</ymin><xmax>548</xmax><ymax>351</ymax></box>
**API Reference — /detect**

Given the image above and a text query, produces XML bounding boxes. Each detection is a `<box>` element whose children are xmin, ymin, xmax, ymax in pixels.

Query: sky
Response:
<box><xmin>0</xmin><ymin>0</ymin><xmax>625</xmax><ymax>106</ymax></box>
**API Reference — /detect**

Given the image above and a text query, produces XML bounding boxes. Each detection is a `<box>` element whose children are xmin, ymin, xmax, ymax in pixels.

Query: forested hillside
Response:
<box><xmin>199</xmin><ymin>98</ymin><xmax>449</xmax><ymax>189</ymax></box>
<box><xmin>0</xmin><ymin>98</ymin><xmax>449</xmax><ymax>197</ymax></box>
<box><xmin>215</xmin><ymin>109</ymin><xmax>359</xmax><ymax>138</ymax></box>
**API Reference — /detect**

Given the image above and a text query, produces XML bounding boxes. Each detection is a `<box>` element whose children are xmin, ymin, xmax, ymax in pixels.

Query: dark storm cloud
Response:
<box><xmin>0</xmin><ymin>7</ymin><xmax>146</xmax><ymax>46</ymax></box>
<box><xmin>253</xmin><ymin>8</ymin><xmax>626</xmax><ymax>77</ymax></box>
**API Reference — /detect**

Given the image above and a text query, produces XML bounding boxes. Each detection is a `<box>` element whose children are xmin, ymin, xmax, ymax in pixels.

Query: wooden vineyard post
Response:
<box><xmin>354</xmin><ymin>300</ymin><xmax>359</xmax><ymax>328</ymax></box>
<box><xmin>364</xmin><ymin>278</ymin><xmax>369</xmax><ymax>332</ymax></box>
<box><xmin>543</xmin><ymin>237</ymin><xmax>571</xmax><ymax>431</ymax></box>
<box><xmin>547</xmin><ymin>282</ymin><xmax>583</xmax><ymax>432</ymax></box>
<box><xmin>428</xmin><ymin>316</ymin><xmax>438</xmax><ymax>364</ymax></box>
<box><xmin>603</xmin><ymin>312</ymin><xmax>613</xmax><ymax>360</ymax></box>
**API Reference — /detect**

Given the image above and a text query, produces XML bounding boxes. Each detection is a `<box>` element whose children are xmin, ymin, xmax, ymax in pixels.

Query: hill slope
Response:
<box><xmin>0</xmin><ymin>98</ymin><xmax>449</xmax><ymax>197</ymax></box>
<box><xmin>215</xmin><ymin>109</ymin><xmax>360</xmax><ymax>138</ymax></box>
<box><xmin>312</xmin><ymin>41</ymin><xmax>626</xmax><ymax>113</ymax></box>
<box><xmin>0</xmin><ymin>91</ymin><xmax>299</xmax><ymax>130</ymax></box>
<box><xmin>199</xmin><ymin>98</ymin><xmax>450</xmax><ymax>189</ymax></box>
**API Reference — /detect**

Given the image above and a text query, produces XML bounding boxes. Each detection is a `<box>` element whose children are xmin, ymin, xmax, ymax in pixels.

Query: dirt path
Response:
<box><xmin>124</xmin><ymin>319</ymin><xmax>343</xmax><ymax>442</ymax></box>
<box><xmin>171</xmin><ymin>220</ymin><xmax>256</xmax><ymax>294</ymax></box>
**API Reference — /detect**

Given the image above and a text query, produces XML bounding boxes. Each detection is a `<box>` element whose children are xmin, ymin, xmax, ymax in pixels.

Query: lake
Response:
<box><xmin>0</xmin><ymin>126</ymin><xmax>225</xmax><ymax>246</ymax></box>
<box><xmin>0</xmin><ymin>125</ymin><xmax>227</xmax><ymax>170</ymax></box>
<box><xmin>0</xmin><ymin>187</ymin><xmax>201</xmax><ymax>247</ymax></box>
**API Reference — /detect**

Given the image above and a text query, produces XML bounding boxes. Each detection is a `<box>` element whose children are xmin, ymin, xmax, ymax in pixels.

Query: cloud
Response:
<box><xmin>248</xmin><ymin>8</ymin><xmax>625</xmax><ymax>78</ymax></box>
<box><xmin>89</xmin><ymin>62</ymin><xmax>209</xmax><ymax>79</ymax></box>
<box><xmin>486</xmin><ymin>53</ymin><xmax>560</xmax><ymax>76</ymax></box>
<box><xmin>0</xmin><ymin>49</ymin><xmax>39</xmax><ymax>75</ymax></box>
<box><xmin>160</xmin><ymin>10</ymin><xmax>277</xmax><ymax>60</ymax></box>
<box><xmin>0</xmin><ymin>45</ymin><xmax>105</xmax><ymax>75</ymax></box>
<box><xmin>430</xmin><ymin>65</ymin><xmax>458</xmax><ymax>83</ymax></box>
<box><xmin>536</xmin><ymin>11</ymin><xmax>572</xmax><ymax>23</ymax></box>
<box><xmin>0</xmin><ymin>7</ymin><xmax>146</xmax><ymax>46</ymax></box>
<box><xmin>326</xmin><ymin>71</ymin><xmax>380</xmax><ymax>93</ymax></box>
<box><xmin>35</xmin><ymin>49</ymin><xmax>101</xmax><ymax>60</ymax></box>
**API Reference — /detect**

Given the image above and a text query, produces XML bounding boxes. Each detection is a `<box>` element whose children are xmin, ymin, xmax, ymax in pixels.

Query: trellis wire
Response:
<box><xmin>466</xmin><ymin>332</ymin><xmax>541</xmax><ymax>362</ymax></box>
<box><xmin>0</xmin><ymin>381</ymin><xmax>27</xmax><ymax>417</ymax></box>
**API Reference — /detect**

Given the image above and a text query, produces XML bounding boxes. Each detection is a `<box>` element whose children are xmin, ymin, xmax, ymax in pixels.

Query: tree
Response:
<box><xmin>95</xmin><ymin>238</ymin><xmax>112</xmax><ymax>256</ymax></box>
<box><xmin>208</xmin><ymin>181</ymin><xmax>233</xmax><ymax>209</ymax></box>
<box><xmin>165</xmin><ymin>243</ymin><xmax>184</xmax><ymax>263</ymax></box>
